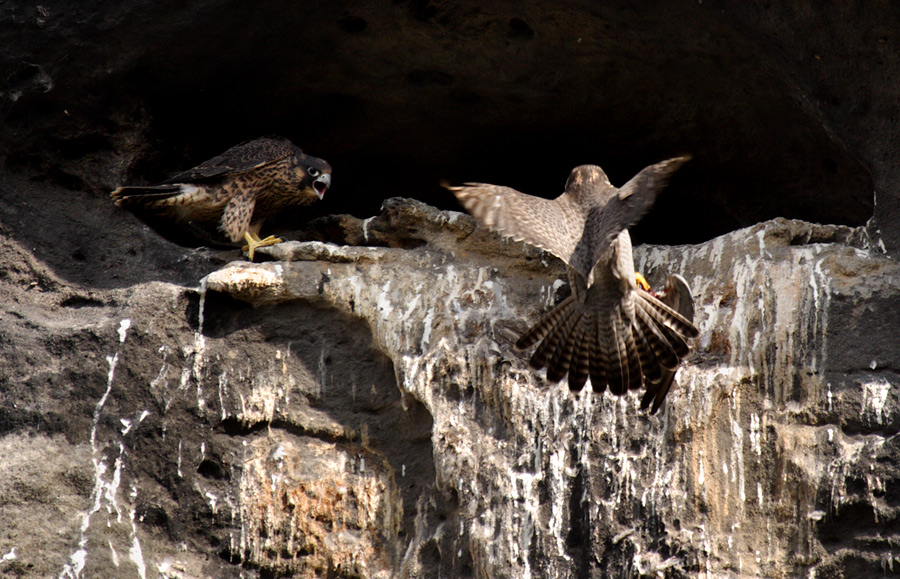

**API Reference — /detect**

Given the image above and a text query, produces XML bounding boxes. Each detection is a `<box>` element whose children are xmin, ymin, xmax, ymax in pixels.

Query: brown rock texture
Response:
<box><xmin>3</xmin><ymin>191</ymin><xmax>899</xmax><ymax>578</ymax></box>
<box><xmin>2</xmin><ymin>2</ymin><xmax>900</xmax><ymax>578</ymax></box>
<box><xmin>1</xmin><ymin>0</ymin><xmax>889</xmax><ymax>244</ymax></box>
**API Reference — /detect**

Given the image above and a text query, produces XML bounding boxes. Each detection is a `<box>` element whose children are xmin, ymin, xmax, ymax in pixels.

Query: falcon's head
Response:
<box><xmin>292</xmin><ymin>153</ymin><xmax>333</xmax><ymax>201</ymax></box>
<box><xmin>564</xmin><ymin>165</ymin><xmax>612</xmax><ymax>202</ymax></box>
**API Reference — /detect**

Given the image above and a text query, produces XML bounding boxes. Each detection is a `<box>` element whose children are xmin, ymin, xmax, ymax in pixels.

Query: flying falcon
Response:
<box><xmin>447</xmin><ymin>157</ymin><xmax>699</xmax><ymax>406</ymax></box>
<box><xmin>112</xmin><ymin>137</ymin><xmax>332</xmax><ymax>260</ymax></box>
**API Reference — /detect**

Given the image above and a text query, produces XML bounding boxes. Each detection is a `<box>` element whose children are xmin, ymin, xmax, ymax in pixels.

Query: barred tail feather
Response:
<box><xmin>621</xmin><ymin>315</ymin><xmax>643</xmax><ymax>392</ymax></box>
<box><xmin>633</xmin><ymin>323</ymin><xmax>663</xmax><ymax>384</ymax></box>
<box><xmin>110</xmin><ymin>184</ymin><xmax>186</xmax><ymax>206</ymax></box>
<box><xmin>640</xmin><ymin>274</ymin><xmax>697</xmax><ymax>414</ymax></box>
<box><xmin>641</xmin><ymin>373</ymin><xmax>676</xmax><ymax>415</ymax></box>
<box><xmin>547</xmin><ymin>314</ymin><xmax>585</xmax><ymax>383</ymax></box>
<box><xmin>519</xmin><ymin>278</ymin><xmax>697</xmax><ymax>409</ymax></box>
<box><xmin>607</xmin><ymin>314</ymin><xmax>630</xmax><ymax>395</ymax></box>
<box><xmin>589</xmin><ymin>314</ymin><xmax>608</xmax><ymax>393</ymax></box>
<box><xmin>635</xmin><ymin>289</ymin><xmax>699</xmax><ymax>339</ymax></box>
<box><xmin>567</xmin><ymin>317</ymin><xmax>591</xmax><ymax>391</ymax></box>
<box><xmin>658</xmin><ymin>323</ymin><xmax>690</xmax><ymax>358</ymax></box>
<box><xmin>528</xmin><ymin>301</ymin><xmax>580</xmax><ymax>370</ymax></box>
<box><xmin>516</xmin><ymin>297</ymin><xmax>577</xmax><ymax>351</ymax></box>
<box><xmin>633</xmin><ymin>303</ymin><xmax>681</xmax><ymax>370</ymax></box>
<box><xmin>543</xmin><ymin>308</ymin><xmax>583</xmax><ymax>381</ymax></box>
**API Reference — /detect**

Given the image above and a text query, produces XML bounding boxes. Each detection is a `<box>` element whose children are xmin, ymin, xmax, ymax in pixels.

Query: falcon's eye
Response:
<box><xmin>308</xmin><ymin>167</ymin><xmax>320</xmax><ymax>177</ymax></box>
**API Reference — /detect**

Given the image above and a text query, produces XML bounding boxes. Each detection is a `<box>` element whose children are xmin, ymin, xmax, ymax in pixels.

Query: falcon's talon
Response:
<box><xmin>635</xmin><ymin>272</ymin><xmax>651</xmax><ymax>291</ymax></box>
<box><xmin>242</xmin><ymin>232</ymin><xmax>284</xmax><ymax>261</ymax></box>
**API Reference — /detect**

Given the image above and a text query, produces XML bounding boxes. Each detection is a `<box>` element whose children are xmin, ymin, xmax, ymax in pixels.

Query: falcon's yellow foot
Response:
<box><xmin>242</xmin><ymin>232</ymin><xmax>283</xmax><ymax>261</ymax></box>
<box><xmin>635</xmin><ymin>272</ymin><xmax>651</xmax><ymax>291</ymax></box>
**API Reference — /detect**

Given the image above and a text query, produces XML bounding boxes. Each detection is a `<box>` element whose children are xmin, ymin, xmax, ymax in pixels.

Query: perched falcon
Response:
<box><xmin>448</xmin><ymin>157</ymin><xmax>699</xmax><ymax>405</ymax></box>
<box><xmin>640</xmin><ymin>274</ymin><xmax>696</xmax><ymax>414</ymax></box>
<box><xmin>111</xmin><ymin>137</ymin><xmax>332</xmax><ymax>260</ymax></box>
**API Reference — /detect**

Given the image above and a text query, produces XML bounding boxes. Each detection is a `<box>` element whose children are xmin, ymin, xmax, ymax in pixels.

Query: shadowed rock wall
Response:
<box><xmin>3</xmin><ymin>1</ymin><xmax>900</xmax><ymax>578</ymax></box>
<box><xmin>0</xmin><ymin>0</ymin><xmax>889</xmax><ymax>245</ymax></box>
<box><xmin>2</xmin><ymin>195</ymin><xmax>898</xmax><ymax>577</ymax></box>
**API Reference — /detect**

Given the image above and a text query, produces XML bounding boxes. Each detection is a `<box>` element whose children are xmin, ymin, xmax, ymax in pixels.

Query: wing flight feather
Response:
<box><xmin>448</xmin><ymin>183</ymin><xmax>581</xmax><ymax>264</ymax></box>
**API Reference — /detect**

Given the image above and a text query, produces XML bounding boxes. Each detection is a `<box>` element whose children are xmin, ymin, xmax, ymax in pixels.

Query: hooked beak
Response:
<box><xmin>313</xmin><ymin>173</ymin><xmax>331</xmax><ymax>200</ymax></box>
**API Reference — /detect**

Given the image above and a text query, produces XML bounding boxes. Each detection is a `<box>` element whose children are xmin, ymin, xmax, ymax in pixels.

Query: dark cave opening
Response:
<box><xmin>1</xmin><ymin>0</ymin><xmax>875</xmax><ymax>246</ymax></box>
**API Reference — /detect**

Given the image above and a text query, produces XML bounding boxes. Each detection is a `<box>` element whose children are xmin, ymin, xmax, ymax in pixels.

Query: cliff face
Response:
<box><xmin>3</xmin><ymin>1</ymin><xmax>900</xmax><ymax>578</ymax></box>
<box><xmin>2</xmin><ymin>192</ymin><xmax>898</xmax><ymax>578</ymax></box>
<box><xmin>0</xmin><ymin>0</ymin><xmax>889</xmax><ymax>245</ymax></box>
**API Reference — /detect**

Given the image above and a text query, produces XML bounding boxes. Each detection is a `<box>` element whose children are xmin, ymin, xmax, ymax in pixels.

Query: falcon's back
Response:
<box><xmin>162</xmin><ymin>137</ymin><xmax>298</xmax><ymax>184</ymax></box>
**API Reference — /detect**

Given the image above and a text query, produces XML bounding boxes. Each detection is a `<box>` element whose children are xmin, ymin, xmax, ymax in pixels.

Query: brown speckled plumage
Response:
<box><xmin>448</xmin><ymin>157</ymin><xmax>698</xmax><ymax>408</ymax></box>
<box><xmin>111</xmin><ymin>137</ymin><xmax>332</xmax><ymax>244</ymax></box>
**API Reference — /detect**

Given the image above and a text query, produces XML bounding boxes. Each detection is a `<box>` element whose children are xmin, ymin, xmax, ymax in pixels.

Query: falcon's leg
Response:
<box><xmin>242</xmin><ymin>232</ymin><xmax>284</xmax><ymax>261</ymax></box>
<box><xmin>635</xmin><ymin>272</ymin><xmax>651</xmax><ymax>291</ymax></box>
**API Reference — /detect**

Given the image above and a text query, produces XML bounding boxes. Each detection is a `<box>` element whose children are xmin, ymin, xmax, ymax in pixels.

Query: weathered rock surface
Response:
<box><xmin>2</xmin><ymin>194</ymin><xmax>899</xmax><ymax>578</ymax></box>
<box><xmin>1</xmin><ymin>0</ymin><xmax>892</xmax><ymax>245</ymax></box>
<box><xmin>4</xmin><ymin>1</ymin><xmax>900</xmax><ymax>577</ymax></box>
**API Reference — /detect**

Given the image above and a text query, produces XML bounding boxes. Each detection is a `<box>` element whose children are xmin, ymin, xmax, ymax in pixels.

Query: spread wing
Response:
<box><xmin>582</xmin><ymin>156</ymin><xmax>691</xmax><ymax>272</ymax></box>
<box><xmin>448</xmin><ymin>182</ymin><xmax>582</xmax><ymax>264</ymax></box>
<box><xmin>163</xmin><ymin>137</ymin><xmax>295</xmax><ymax>183</ymax></box>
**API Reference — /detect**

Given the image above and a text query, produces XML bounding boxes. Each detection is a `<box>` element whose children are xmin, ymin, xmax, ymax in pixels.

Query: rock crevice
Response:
<box><xmin>2</xmin><ymin>197</ymin><xmax>900</xmax><ymax>577</ymax></box>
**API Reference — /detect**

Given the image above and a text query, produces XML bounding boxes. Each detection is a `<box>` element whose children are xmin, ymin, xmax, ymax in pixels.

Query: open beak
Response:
<box><xmin>313</xmin><ymin>174</ymin><xmax>331</xmax><ymax>200</ymax></box>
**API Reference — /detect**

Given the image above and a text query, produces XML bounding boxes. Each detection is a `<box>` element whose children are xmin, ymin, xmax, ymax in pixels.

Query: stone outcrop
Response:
<box><xmin>2</xmin><ymin>194</ymin><xmax>898</xmax><ymax>578</ymax></box>
<box><xmin>0</xmin><ymin>1</ymin><xmax>890</xmax><ymax>244</ymax></box>
<box><xmin>3</xmin><ymin>1</ymin><xmax>900</xmax><ymax>577</ymax></box>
